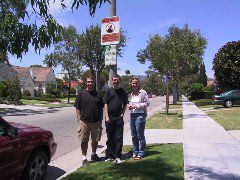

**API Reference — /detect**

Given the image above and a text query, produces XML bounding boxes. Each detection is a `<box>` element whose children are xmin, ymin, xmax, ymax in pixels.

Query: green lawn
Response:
<box><xmin>64</xmin><ymin>144</ymin><xmax>183</xmax><ymax>180</ymax></box>
<box><xmin>21</xmin><ymin>99</ymin><xmax>73</xmax><ymax>108</ymax></box>
<box><xmin>207</xmin><ymin>108</ymin><xmax>240</xmax><ymax>130</ymax></box>
<box><xmin>146</xmin><ymin>111</ymin><xmax>182</xmax><ymax>129</ymax></box>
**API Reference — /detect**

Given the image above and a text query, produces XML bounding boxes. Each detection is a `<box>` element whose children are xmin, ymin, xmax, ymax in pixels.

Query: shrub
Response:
<box><xmin>188</xmin><ymin>83</ymin><xmax>205</xmax><ymax>100</ymax></box>
<box><xmin>34</xmin><ymin>89</ymin><xmax>43</xmax><ymax>97</ymax></box>
<box><xmin>194</xmin><ymin>99</ymin><xmax>213</xmax><ymax>106</ymax></box>
<box><xmin>23</xmin><ymin>96</ymin><xmax>61</xmax><ymax>102</ymax></box>
<box><xmin>6</xmin><ymin>79</ymin><xmax>22</xmax><ymax>102</ymax></box>
<box><xmin>0</xmin><ymin>81</ymin><xmax>8</xmax><ymax>97</ymax></box>
<box><xmin>70</xmin><ymin>87</ymin><xmax>76</xmax><ymax>95</ymax></box>
<box><xmin>23</xmin><ymin>90</ymin><xmax>31</xmax><ymax>97</ymax></box>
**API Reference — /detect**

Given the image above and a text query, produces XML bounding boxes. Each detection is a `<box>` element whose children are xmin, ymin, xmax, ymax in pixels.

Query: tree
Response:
<box><xmin>213</xmin><ymin>41</ymin><xmax>240</xmax><ymax>91</ymax></box>
<box><xmin>0</xmin><ymin>0</ymin><xmax>108</xmax><ymax>62</ymax></box>
<box><xmin>137</xmin><ymin>24</ymin><xmax>207</xmax><ymax>107</ymax></box>
<box><xmin>197</xmin><ymin>62</ymin><xmax>207</xmax><ymax>87</ymax></box>
<box><xmin>141</xmin><ymin>70</ymin><xmax>164</xmax><ymax>95</ymax></box>
<box><xmin>76</xmin><ymin>24</ymin><xmax>127</xmax><ymax>90</ymax></box>
<box><xmin>44</xmin><ymin>26</ymin><xmax>82</xmax><ymax>103</ymax></box>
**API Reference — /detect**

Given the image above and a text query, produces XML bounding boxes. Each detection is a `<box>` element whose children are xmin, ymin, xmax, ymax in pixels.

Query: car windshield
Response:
<box><xmin>220</xmin><ymin>91</ymin><xmax>232</xmax><ymax>96</ymax></box>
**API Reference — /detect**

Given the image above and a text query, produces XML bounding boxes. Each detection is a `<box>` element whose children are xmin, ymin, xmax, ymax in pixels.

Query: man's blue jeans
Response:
<box><xmin>130</xmin><ymin>113</ymin><xmax>146</xmax><ymax>157</ymax></box>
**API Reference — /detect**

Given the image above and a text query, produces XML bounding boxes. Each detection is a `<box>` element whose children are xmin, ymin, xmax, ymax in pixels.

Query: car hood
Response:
<box><xmin>9</xmin><ymin>122</ymin><xmax>42</xmax><ymax>131</ymax></box>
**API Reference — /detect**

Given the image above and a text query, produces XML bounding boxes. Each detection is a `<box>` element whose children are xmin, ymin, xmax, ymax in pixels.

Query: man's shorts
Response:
<box><xmin>78</xmin><ymin>120</ymin><xmax>102</xmax><ymax>141</ymax></box>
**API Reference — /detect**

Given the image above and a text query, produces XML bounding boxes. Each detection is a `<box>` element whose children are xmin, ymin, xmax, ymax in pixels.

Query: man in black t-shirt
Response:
<box><xmin>74</xmin><ymin>76</ymin><xmax>103</xmax><ymax>166</ymax></box>
<box><xmin>104</xmin><ymin>75</ymin><xmax>128</xmax><ymax>163</ymax></box>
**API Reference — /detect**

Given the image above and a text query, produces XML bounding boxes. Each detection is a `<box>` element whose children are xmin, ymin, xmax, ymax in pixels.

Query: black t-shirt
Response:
<box><xmin>74</xmin><ymin>90</ymin><xmax>103</xmax><ymax>122</ymax></box>
<box><xmin>104</xmin><ymin>87</ymin><xmax>128</xmax><ymax>117</ymax></box>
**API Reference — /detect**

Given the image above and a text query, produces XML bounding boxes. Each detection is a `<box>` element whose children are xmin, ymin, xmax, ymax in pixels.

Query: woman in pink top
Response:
<box><xmin>129</xmin><ymin>77</ymin><xmax>150</xmax><ymax>159</ymax></box>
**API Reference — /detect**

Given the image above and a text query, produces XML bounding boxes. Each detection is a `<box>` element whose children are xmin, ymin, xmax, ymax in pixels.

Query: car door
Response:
<box><xmin>0</xmin><ymin>122</ymin><xmax>23</xmax><ymax>179</ymax></box>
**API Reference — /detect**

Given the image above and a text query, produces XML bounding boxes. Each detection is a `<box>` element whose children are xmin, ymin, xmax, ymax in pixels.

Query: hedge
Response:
<box><xmin>194</xmin><ymin>99</ymin><xmax>213</xmax><ymax>106</ymax></box>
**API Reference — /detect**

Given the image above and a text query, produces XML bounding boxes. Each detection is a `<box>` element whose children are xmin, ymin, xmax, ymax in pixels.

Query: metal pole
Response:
<box><xmin>108</xmin><ymin>0</ymin><xmax>117</xmax><ymax>87</ymax></box>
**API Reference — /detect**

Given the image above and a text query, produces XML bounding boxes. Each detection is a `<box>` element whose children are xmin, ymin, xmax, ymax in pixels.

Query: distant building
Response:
<box><xmin>13</xmin><ymin>66</ymin><xmax>56</xmax><ymax>96</ymax></box>
<box><xmin>63</xmin><ymin>80</ymin><xmax>83</xmax><ymax>94</ymax></box>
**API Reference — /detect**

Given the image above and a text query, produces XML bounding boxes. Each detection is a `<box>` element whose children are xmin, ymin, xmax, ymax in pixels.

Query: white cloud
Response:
<box><xmin>140</xmin><ymin>18</ymin><xmax>181</xmax><ymax>33</ymax></box>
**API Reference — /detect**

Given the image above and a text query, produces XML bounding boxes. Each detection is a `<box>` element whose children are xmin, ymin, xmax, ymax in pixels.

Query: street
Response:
<box><xmin>2</xmin><ymin>96</ymin><xmax>166</xmax><ymax>160</ymax></box>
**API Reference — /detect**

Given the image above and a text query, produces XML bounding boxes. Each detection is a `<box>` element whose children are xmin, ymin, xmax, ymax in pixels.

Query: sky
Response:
<box><xmin>9</xmin><ymin>0</ymin><xmax>240</xmax><ymax>78</ymax></box>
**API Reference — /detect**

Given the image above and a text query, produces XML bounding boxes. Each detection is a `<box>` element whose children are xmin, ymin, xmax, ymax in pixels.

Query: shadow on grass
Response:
<box><xmin>65</xmin><ymin>144</ymin><xmax>183</xmax><ymax>180</ymax></box>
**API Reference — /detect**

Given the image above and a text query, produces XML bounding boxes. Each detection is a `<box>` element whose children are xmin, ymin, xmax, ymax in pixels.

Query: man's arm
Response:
<box><xmin>121</xmin><ymin>104</ymin><xmax>127</xmax><ymax>116</ymax></box>
<box><xmin>76</xmin><ymin>109</ymin><xmax>81</xmax><ymax>122</ymax></box>
<box><xmin>104</xmin><ymin>103</ymin><xmax>110</xmax><ymax>122</ymax></box>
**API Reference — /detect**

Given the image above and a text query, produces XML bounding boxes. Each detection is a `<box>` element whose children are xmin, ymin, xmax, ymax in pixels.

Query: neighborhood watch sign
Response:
<box><xmin>101</xmin><ymin>16</ymin><xmax>120</xmax><ymax>45</ymax></box>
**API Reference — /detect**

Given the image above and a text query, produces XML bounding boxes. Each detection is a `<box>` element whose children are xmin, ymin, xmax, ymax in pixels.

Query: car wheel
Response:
<box><xmin>23</xmin><ymin>150</ymin><xmax>48</xmax><ymax>180</ymax></box>
<box><xmin>224</xmin><ymin>100</ymin><xmax>233</xmax><ymax>108</ymax></box>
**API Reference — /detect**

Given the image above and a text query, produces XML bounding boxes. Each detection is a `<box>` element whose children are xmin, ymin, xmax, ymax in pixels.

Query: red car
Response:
<box><xmin>0</xmin><ymin>117</ymin><xmax>57</xmax><ymax>180</ymax></box>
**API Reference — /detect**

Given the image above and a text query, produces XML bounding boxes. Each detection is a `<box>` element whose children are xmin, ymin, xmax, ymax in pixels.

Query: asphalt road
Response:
<box><xmin>3</xmin><ymin>96</ymin><xmax>166</xmax><ymax>160</ymax></box>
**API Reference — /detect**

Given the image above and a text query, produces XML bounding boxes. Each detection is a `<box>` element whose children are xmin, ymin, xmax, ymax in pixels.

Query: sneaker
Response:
<box><xmin>82</xmin><ymin>159</ymin><xmax>89</xmax><ymax>166</ymax></box>
<box><xmin>115</xmin><ymin>158</ymin><xmax>124</xmax><ymax>164</ymax></box>
<box><xmin>105</xmin><ymin>157</ymin><xmax>115</xmax><ymax>162</ymax></box>
<box><xmin>132</xmin><ymin>154</ymin><xmax>137</xmax><ymax>159</ymax></box>
<box><xmin>133</xmin><ymin>155</ymin><xmax>142</xmax><ymax>160</ymax></box>
<box><xmin>91</xmin><ymin>154</ymin><xmax>101</xmax><ymax>162</ymax></box>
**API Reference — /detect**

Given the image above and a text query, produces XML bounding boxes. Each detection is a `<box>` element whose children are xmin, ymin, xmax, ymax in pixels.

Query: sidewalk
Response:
<box><xmin>182</xmin><ymin>97</ymin><xmax>240</xmax><ymax>179</ymax></box>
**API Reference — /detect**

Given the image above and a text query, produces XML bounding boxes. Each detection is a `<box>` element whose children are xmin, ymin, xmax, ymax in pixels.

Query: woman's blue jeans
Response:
<box><xmin>130</xmin><ymin>113</ymin><xmax>146</xmax><ymax>157</ymax></box>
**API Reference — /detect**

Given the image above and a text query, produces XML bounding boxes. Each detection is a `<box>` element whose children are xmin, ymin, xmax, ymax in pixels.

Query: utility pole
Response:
<box><xmin>108</xmin><ymin>0</ymin><xmax>117</xmax><ymax>87</ymax></box>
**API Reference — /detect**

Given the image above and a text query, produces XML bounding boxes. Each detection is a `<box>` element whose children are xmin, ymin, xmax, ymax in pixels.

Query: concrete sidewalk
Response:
<box><xmin>182</xmin><ymin>97</ymin><xmax>240</xmax><ymax>179</ymax></box>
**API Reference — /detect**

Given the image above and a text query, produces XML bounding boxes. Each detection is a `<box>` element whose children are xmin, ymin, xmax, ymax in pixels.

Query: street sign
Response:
<box><xmin>162</xmin><ymin>75</ymin><xmax>169</xmax><ymax>83</ymax></box>
<box><xmin>105</xmin><ymin>45</ymin><xmax>117</xmax><ymax>66</ymax></box>
<box><xmin>101</xmin><ymin>16</ymin><xmax>120</xmax><ymax>45</ymax></box>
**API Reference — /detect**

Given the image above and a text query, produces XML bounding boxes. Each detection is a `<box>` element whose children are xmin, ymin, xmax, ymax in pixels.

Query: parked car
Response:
<box><xmin>0</xmin><ymin>117</ymin><xmax>57</xmax><ymax>180</ymax></box>
<box><xmin>213</xmin><ymin>90</ymin><xmax>240</xmax><ymax>108</ymax></box>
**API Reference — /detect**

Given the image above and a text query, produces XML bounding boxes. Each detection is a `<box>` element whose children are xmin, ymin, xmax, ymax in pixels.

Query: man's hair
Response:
<box><xmin>130</xmin><ymin>76</ymin><xmax>141</xmax><ymax>83</ymax></box>
<box><xmin>86</xmin><ymin>75</ymin><xmax>94</xmax><ymax>81</ymax></box>
<box><xmin>112</xmin><ymin>74</ymin><xmax>121</xmax><ymax>80</ymax></box>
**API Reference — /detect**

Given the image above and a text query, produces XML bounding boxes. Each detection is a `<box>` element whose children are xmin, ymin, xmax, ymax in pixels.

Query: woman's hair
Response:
<box><xmin>130</xmin><ymin>76</ymin><xmax>141</xmax><ymax>83</ymax></box>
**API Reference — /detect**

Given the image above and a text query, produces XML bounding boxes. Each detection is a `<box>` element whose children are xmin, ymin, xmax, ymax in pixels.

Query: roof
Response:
<box><xmin>13</xmin><ymin>66</ymin><xmax>53</xmax><ymax>82</ymax></box>
<box><xmin>13</xmin><ymin>66</ymin><xmax>32</xmax><ymax>85</ymax></box>
<box><xmin>64</xmin><ymin>80</ymin><xmax>83</xmax><ymax>87</ymax></box>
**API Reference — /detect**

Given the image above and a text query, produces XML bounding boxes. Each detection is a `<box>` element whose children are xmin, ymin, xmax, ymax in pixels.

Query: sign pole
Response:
<box><xmin>108</xmin><ymin>0</ymin><xmax>117</xmax><ymax>87</ymax></box>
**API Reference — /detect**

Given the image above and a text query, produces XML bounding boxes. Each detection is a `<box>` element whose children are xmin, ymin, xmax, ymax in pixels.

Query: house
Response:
<box><xmin>63</xmin><ymin>80</ymin><xmax>83</xmax><ymax>94</ymax></box>
<box><xmin>13</xmin><ymin>66</ymin><xmax>56</xmax><ymax>96</ymax></box>
<box><xmin>0</xmin><ymin>62</ymin><xmax>18</xmax><ymax>82</ymax></box>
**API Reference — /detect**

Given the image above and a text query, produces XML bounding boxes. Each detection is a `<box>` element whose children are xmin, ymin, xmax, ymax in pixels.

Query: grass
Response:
<box><xmin>207</xmin><ymin>107</ymin><xmax>240</xmax><ymax>130</ymax></box>
<box><xmin>64</xmin><ymin>144</ymin><xmax>184</xmax><ymax>180</ymax></box>
<box><xmin>146</xmin><ymin>111</ymin><xmax>182</xmax><ymax>129</ymax></box>
<box><xmin>198</xmin><ymin>104</ymin><xmax>223</xmax><ymax>109</ymax></box>
<box><xmin>21</xmin><ymin>99</ymin><xmax>74</xmax><ymax>108</ymax></box>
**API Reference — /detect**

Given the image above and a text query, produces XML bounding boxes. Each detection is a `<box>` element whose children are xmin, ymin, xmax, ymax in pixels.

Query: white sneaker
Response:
<box><xmin>105</xmin><ymin>158</ymin><xmax>114</xmax><ymax>162</ymax></box>
<box><xmin>115</xmin><ymin>158</ymin><xmax>124</xmax><ymax>164</ymax></box>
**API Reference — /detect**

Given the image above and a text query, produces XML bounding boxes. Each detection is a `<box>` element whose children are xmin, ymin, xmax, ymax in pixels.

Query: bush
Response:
<box><xmin>188</xmin><ymin>83</ymin><xmax>205</xmax><ymax>100</ymax></box>
<box><xmin>194</xmin><ymin>99</ymin><xmax>213</xmax><ymax>106</ymax></box>
<box><xmin>23</xmin><ymin>90</ymin><xmax>31</xmax><ymax>97</ymax></box>
<box><xmin>0</xmin><ymin>81</ymin><xmax>8</xmax><ymax>97</ymax></box>
<box><xmin>70</xmin><ymin>87</ymin><xmax>76</xmax><ymax>95</ymax></box>
<box><xmin>34</xmin><ymin>89</ymin><xmax>43</xmax><ymax>97</ymax></box>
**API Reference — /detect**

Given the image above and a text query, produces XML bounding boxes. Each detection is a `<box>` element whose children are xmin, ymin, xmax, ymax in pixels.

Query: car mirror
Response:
<box><xmin>7</xmin><ymin>126</ymin><xmax>18</xmax><ymax>139</ymax></box>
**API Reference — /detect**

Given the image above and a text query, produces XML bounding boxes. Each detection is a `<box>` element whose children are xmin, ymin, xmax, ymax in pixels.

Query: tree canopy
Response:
<box><xmin>0</xmin><ymin>0</ymin><xmax>108</xmax><ymax>61</ymax></box>
<box><xmin>213</xmin><ymin>41</ymin><xmax>240</xmax><ymax>91</ymax></box>
<box><xmin>137</xmin><ymin>24</ymin><xmax>207</xmax><ymax>81</ymax></box>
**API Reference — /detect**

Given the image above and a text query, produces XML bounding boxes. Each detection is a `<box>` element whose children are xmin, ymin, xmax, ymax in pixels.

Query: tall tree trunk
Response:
<box><xmin>173</xmin><ymin>83</ymin><xmax>179</xmax><ymax>104</ymax></box>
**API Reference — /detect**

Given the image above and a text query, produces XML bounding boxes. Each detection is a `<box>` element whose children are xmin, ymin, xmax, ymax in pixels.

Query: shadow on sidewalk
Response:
<box><xmin>46</xmin><ymin>165</ymin><xmax>66</xmax><ymax>180</ymax></box>
<box><xmin>0</xmin><ymin>108</ymin><xmax>60</xmax><ymax>117</ymax></box>
<box><xmin>185</xmin><ymin>166</ymin><xmax>239</xmax><ymax>179</ymax></box>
